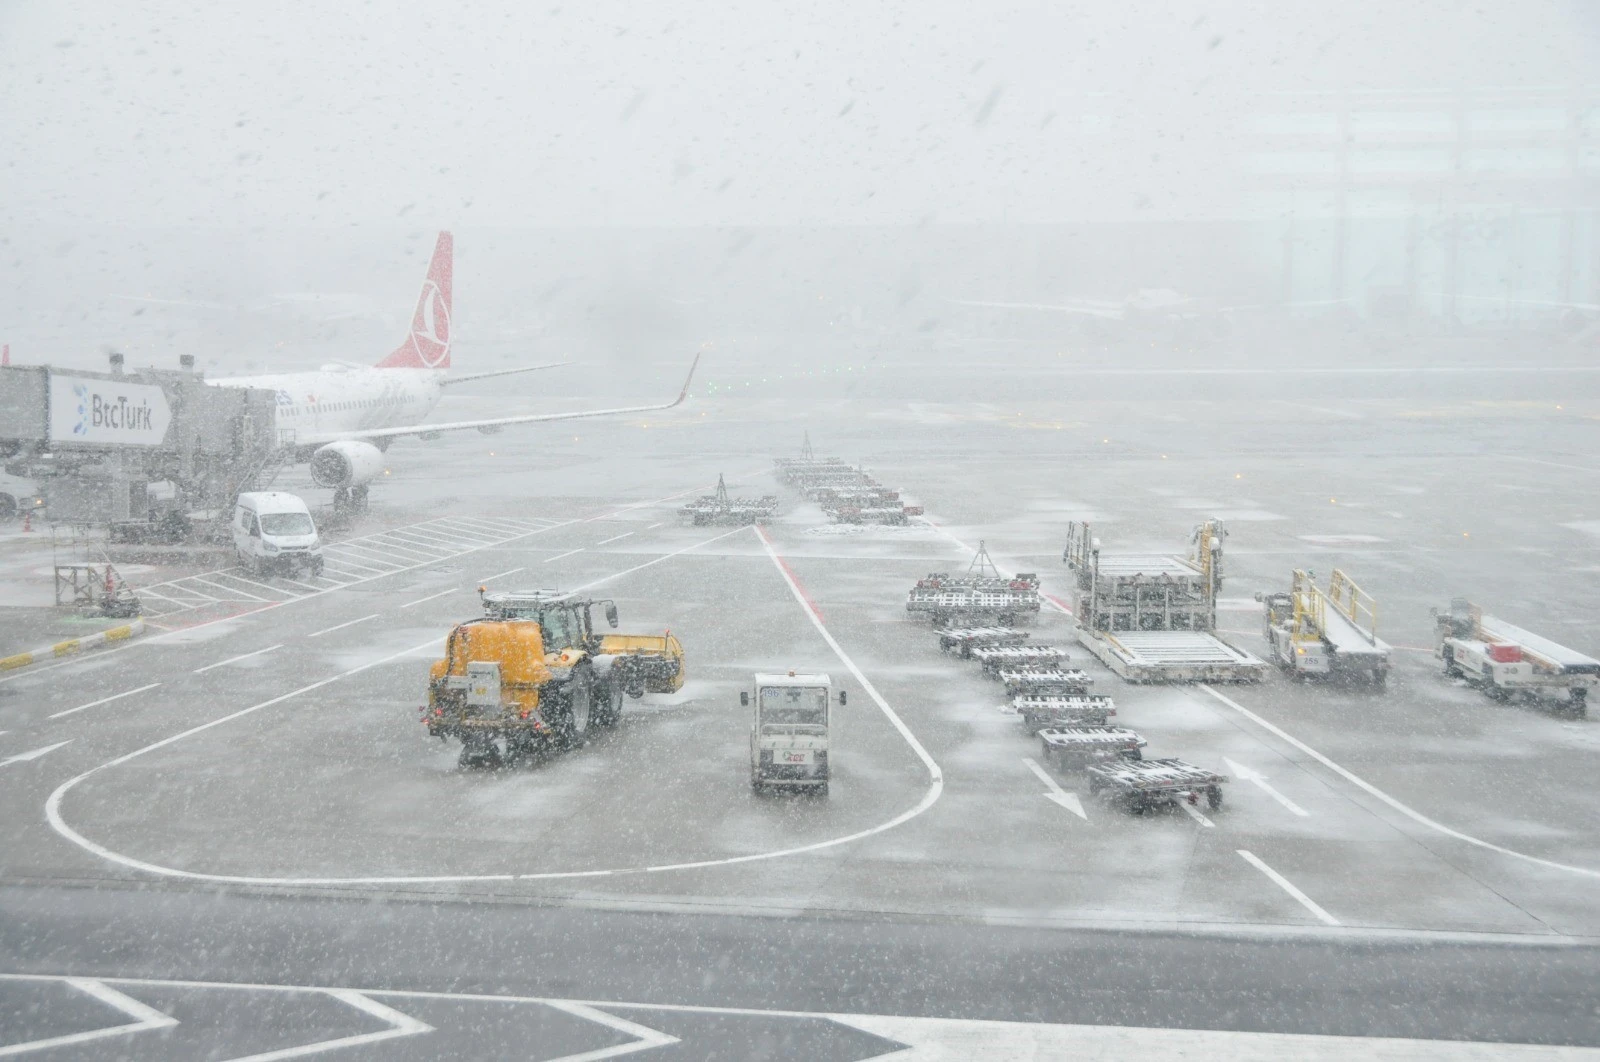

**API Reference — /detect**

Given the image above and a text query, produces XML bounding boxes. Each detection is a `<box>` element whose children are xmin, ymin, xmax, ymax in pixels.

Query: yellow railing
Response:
<box><xmin>1326</xmin><ymin>568</ymin><xmax>1379</xmax><ymax>644</ymax></box>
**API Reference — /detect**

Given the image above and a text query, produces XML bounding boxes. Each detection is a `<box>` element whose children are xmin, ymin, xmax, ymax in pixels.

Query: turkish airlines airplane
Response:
<box><xmin>212</xmin><ymin>232</ymin><xmax>699</xmax><ymax>507</ymax></box>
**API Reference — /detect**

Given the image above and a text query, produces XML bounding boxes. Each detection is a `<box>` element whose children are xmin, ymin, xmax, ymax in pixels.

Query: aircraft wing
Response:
<box><xmin>326</xmin><ymin>354</ymin><xmax>699</xmax><ymax>442</ymax></box>
<box><xmin>440</xmin><ymin>361</ymin><xmax>572</xmax><ymax>386</ymax></box>
<box><xmin>956</xmin><ymin>299</ymin><xmax>1126</xmax><ymax>319</ymax></box>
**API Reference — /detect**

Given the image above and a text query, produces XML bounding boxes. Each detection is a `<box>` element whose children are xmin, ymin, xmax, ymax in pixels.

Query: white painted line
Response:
<box><xmin>1178</xmin><ymin>800</ymin><xmax>1216</xmax><ymax>828</ymax></box>
<box><xmin>1237</xmin><ymin>849</ymin><xmax>1340</xmax><ymax>926</ymax></box>
<box><xmin>166</xmin><ymin>582</ymin><xmax>220</xmax><ymax>602</ymax></box>
<box><xmin>1</xmin><ymin>740</ymin><xmax>71</xmax><ymax>768</ymax></box>
<box><xmin>1225</xmin><ymin>757</ymin><xmax>1310</xmax><ymax>817</ymax></box>
<box><xmin>1200</xmin><ymin>684</ymin><xmax>1600</xmax><ymax>880</ymax></box>
<box><xmin>0</xmin><ymin>977</ymin><xmax>177</xmax><ymax>1057</ymax></box>
<box><xmin>542</xmin><ymin>999</ymin><xmax>680</xmax><ymax>1056</ymax></box>
<box><xmin>189</xmin><ymin>576</ymin><xmax>273</xmax><ymax>601</ymax></box>
<box><xmin>646</xmin><ymin>521</ymin><xmax>665</xmax><ymax>529</ymax></box>
<box><xmin>596</xmin><ymin>531</ymin><xmax>634</xmax><ymax>545</ymax></box>
<box><xmin>49</xmin><ymin>683</ymin><xmax>162</xmax><ymax>719</ymax></box>
<box><xmin>194</xmin><ymin>644</ymin><xmax>283</xmax><ymax>673</ymax></box>
<box><xmin>307</xmin><ymin>614</ymin><xmax>380</xmax><ymax>639</ymax></box>
<box><xmin>544</xmin><ymin>547</ymin><xmax>586</xmax><ymax>563</ymax></box>
<box><xmin>4</xmin><ymin>976</ymin><xmax>1586</xmax><ymax>1060</ymax></box>
<box><xmin>1023</xmin><ymin>757</ymin><xmax>1086</xmax><ymax>820</ymax></box>
<box><xmin>478</xmin><ymin>566</ymin><xmax>525</xmax><ymax>582</ymax></box>
<box><xmin>399</xmin><ymin>588</ymin><xmax>455</xmax><ymax>609</ymax></box>
<box><xmin>44</xmin><ymin>524</ymin><xmax>944</xmax><ymax>887</ymax></box>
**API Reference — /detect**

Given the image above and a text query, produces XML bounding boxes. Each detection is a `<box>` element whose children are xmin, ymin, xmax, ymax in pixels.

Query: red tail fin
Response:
<box><xmin>376</xmin><ymin>231</ymin><xmax>453</xmax><ymax>369</ymax></box>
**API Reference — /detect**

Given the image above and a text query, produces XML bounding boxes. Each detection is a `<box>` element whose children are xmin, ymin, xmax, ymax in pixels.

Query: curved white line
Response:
<box><xmin>1201</xmin><ymin>684</ymin><xmax>1600</xmax><ymax>881</ymax></box>
<box><xmin>46</xmin><ymin>529</ymin><xmax>942</xmax><ymax>886</ymax></box>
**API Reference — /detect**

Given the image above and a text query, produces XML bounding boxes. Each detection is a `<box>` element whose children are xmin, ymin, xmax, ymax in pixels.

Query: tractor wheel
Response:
<box><xmin>547</xmin><ymin>664</ymin><xmax>595</xmax><ymax>749</ymax></box>
<box><xmin>1207</xmin><ymin>785</ymin><xmax>1224</xmax><ymax>810</ymax></box>
<box><xmin>593</xmin><ymin>675</ymin><xmax>625</xmax><ymax>728</ymax></box>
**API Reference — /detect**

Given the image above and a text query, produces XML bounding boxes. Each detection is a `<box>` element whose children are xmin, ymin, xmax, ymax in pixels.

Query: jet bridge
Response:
<box><xmin>0</xmin><ymin>357</ymin><xmax>278</xmax><ymax>534</ymax></box>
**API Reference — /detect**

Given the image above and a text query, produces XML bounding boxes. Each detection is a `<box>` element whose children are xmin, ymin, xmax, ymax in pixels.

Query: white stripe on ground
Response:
<box><xmin>48</xmin><ymin>683</ymin><xmax>162</xmax><ymax>719</ymax></box>
<box><xmin>544</xmin><ymin>547</ymin><xmax>585</xmax><ymax>563</ymax></box>
<box><xmin>399</xmin><ymin>588</ymin><xmax>455</xmax><ymax>609</ymax></box>
<box><xmin>1178</xmin><ymin>799</ymin><xmax>1216</xmax><ymax>828</ymax></box>
<box><xmin>477</xmin><ymin>566</ymin><xmax>525</xmax><ymax>582</ymax></box>
<box><xmin>1237</xmin><ymin>849</ymin><xmax>1340</xmax><ymax>926</ymax></box>
<box><xmin>1202</xmin><ymin>684</ymin><xmax>1600</xmax><ymax>879</ymax></box>
<box><xmin>43</xmin><ymin>525</ymin><xmax>941</xmax><ymax>885</ymax></box>
<box><xmin>194</xmin><ymin>644</ymin><xmax>283</xmax><ymax>673</ymax></box>
<box><xmin>307</xmin><ymin>614</ymin><xmax>380</xmax><ymax>639</ymax></box>
<box><xmin>596</xmin><ymin>531</ymin><xmax>634</xmax><ymax>545</ymax></box>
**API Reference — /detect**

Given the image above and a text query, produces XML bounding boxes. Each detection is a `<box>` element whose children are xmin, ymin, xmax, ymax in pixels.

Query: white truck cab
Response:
<box><xmin>233</xmin><ymin>491</ymin><xmax>324</xmax><ymax>578</ymax></box>
<box><xmin>743</xmin><ymin>671</ymin><xmax>844</xmax><ymax>793</ymax></box>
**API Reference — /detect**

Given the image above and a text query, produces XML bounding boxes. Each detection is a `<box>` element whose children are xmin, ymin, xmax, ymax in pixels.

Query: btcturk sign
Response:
<box><xmin>47</xmin><ymin>372</ymin><xmax>173</xmax><ymax>447</ymax></box>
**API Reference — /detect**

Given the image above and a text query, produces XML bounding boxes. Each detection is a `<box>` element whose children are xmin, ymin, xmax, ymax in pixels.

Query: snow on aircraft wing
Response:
<box><xmin>326</xmin><ymin>354</ymin><xmax>700</xmax><ymax>442</ymax></box>
<box><xmin>439</xmin><ymin>361</ymin><xmax>572</xmax><ymax>385</ymax></box>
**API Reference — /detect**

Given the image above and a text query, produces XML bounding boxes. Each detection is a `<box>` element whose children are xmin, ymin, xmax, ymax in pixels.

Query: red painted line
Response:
<box><xmin>753</xmin><ymin>525</ymin><xmax>824</xmax><ymax>622</ymax></box>
<box><xmin>1044</xmin><ymin>593</ymin><xmax>1074</xmax><ymax>616</ymax></box>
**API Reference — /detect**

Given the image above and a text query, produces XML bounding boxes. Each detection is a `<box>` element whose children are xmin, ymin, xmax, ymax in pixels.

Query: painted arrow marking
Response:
<box><xmin>0</xmin><ymin>977</ymin><xmax>176</xmax><ymax>1057</ymax></box>
<box><xmin>0</xmin><ymin>740</ymin><xmax>71</xmax><ymax>769</ymax></box>
<box><xmin>1023</xmin><ymin>757</ymin><xmax>1087</xmax><ymax>820</ymax></box>
<box><xmin>1225</xmin><ymin>757</ymin><xmax>1310</xmax><ymax>817</ymax></box>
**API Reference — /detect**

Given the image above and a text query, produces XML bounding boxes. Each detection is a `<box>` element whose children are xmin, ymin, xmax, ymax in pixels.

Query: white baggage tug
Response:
<box><xmin>745</xmin><ymin>671</ymin><xmax>845</xmax><ymax>793</ymax></box>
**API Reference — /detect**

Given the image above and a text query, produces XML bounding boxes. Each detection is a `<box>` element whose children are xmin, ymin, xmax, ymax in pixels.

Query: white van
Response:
<box><xmin>233</xmin><ymin>492</ymin><xmax>324</xmax><ymax>578</ymax></box>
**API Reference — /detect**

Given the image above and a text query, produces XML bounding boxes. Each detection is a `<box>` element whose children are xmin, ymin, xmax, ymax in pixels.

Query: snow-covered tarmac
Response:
<box><xmin>5</xmin><ymin>366</ymin><xmax>1600</xmax><ymax>942</ymax></box>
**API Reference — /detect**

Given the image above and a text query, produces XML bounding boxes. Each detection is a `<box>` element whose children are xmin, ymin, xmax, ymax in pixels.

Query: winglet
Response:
<box><xmin>673</xmin><ymin>353</ymin><xmax>701</xmax><ymax>407</ymax></box>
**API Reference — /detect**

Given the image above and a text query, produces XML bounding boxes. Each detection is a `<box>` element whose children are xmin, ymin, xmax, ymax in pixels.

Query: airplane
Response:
<box><xmin>210</xmin><ymin>231</ymin><xmax>699</xmax><ymax>510</ymax></box>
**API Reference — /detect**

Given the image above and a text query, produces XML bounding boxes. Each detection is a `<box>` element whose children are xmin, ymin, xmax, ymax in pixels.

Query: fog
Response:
<box><xmin>2</xmin><ymin>1</ymin><xmax>1597</xmax><ymax>377</ymax></box>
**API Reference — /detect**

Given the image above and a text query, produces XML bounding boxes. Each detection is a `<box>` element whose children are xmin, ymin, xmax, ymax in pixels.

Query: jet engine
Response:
<box><xmin>309</xmin><ymin>440</ymin><xmax>385</xmax><ymax>489</ymax></box>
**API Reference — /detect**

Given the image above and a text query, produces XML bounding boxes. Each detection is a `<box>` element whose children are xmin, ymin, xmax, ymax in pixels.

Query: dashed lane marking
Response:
<box><xmin>193</xmin><ymin>644</ymin><xmax>282</xmax><ymax>674</ymax></box>
<box><xmin>1202</xmin><ymin>684</ymin><xmax>1600</xmax><ymax>880</ymax></box>
<box><xmin>399</xmin><ymin>588</ymin><xmax>455</xmax><ymax>609</ymax></box>
<box><xmin>1238</xmin><ymin>849</ymin><xmax>1340</xmax><ymax>926</ymax></box>
<box><xmin>1178</xmin><ymin>799</ymin><xmax>1217</xmax><ymax>828</ymax></box>
<box><xmin>1</xmin><ymin>740</ymin><xmax>71</xmax><ymax>768</ymax></box>
<box><xmin>545</xmin><ymin>547</ymin><xmax>585</xmax><ymax>563</ymax></box>
<box><xmin>49</xmin><ymin>683</ymin><xmax>163</xmax><ymax>719</ymax></box>
<box><xmin>597</xmin><ymin>531</ymin><xmax>634</xmax><ymax>545</ymax></box>
<box><xmin>306</xmin><ymin>615</ymin><xmax>380</xmax><ymax>639</ymax></box>
<box><xmin>477</xmin><ymin>566</ymin><xmax>525</xmax><ymax>582</ymax></box>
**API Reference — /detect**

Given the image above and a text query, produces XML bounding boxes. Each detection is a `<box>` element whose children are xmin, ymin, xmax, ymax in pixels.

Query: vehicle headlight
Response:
<box><xmin>264</xmin><ymin>542</ymin><xmax>280</xmax><ymax>553</ymax></box>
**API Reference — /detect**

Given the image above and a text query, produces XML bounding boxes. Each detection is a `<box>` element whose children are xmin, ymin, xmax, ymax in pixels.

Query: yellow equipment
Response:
<box><xmin>424</xmin><ymin>589</ymin><xmax>685</xmax><ymax>768</ymax></box>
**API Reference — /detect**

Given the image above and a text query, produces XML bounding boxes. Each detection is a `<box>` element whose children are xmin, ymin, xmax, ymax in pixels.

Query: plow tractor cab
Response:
<box><xmin>744</xmin><ymin>672</ymin><xmax>843</xmax><ymax>794</ymax></box>
<box><xmin>425</xmin><ymin>588</ymin><xmax>685</xmax><ymax>768</ymax></box>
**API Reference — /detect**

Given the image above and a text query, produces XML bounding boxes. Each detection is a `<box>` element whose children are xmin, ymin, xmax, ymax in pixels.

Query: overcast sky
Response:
<box><xmin>2</xmin><ymin>1</ymin><xmax>1596</xmax><ymax>229</ymax></box>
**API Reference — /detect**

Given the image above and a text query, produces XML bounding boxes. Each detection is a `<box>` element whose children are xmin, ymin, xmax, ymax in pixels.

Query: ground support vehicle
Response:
<box><xmin>972</xmin><ymin>644</ymin><xmax>1069</xmax><ymax>675</ymax></box>
<box><xmin>1000</xmin><ymin>667</ymin><xmax>1093</xmax><ymax>697</ymax></box>
<box><xmin>1063</xmin><ymin>520</ymin><xmax>1263</xmax><ymax>683</ymax></box>
<box><xmin>232</xmin><ymin>491</ymin><xmax>324</xmax><ymax>579</ymax></box>
<box><xmin>1434</xmin><ymin>598</ymin><xmax>1598</xmax><ymax>717</ymax></box>
<box><xmin>744</xmin><ymin>672</ymin><xmax>844</xmax><ymax>793</ymax></box>
<box><xmin>907</xmin><ymin>542</ymin><xmax>1040</xmax><ymax>625</ymax></box>
<box><xmin>1258</xmin><ymin>569</ymin><xmax>1390</xmax><ymax>684</ymax></box>
<box><xmin>773</xmin><ymin>433</ymin><xmax>850</xmax><ymax>485</ymax></box>
<box><xmin>1087</xmin><ymin>758</ymin><xmax>1228</xmax><ymax>814</ymax></box>
<box><xmin>936</xmin><ymin>626</ymin><xmax>1030</xmax><ymax>656</ymax></box>
<box><xmin>1039</xmin><ymin>726</ymin><xmax>1146</xmax><ymax>768</ymax></box>
<box><xmin>1015</xmin><ymin>694</ymin><xmax>1115</xmax><ymax>732</ymax></box>
<box><xmin>679</xmin><ymin>474</ymin><xmax>778</xmax><ymax>526</ymax></box>
<box><xmin>424</xmin><ymin>589</ymin><xmax>685</xmax><ymax>768</ymax></box>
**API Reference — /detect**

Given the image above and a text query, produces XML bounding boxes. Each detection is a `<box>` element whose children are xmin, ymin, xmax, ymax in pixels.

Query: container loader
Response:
<box><xmin>1433</xmin><ymin>598</ymin><xmax>1597</xmax><ymax>717</ymax></box>
<box><xmin>423</xmin><ymin>589</ymin><xmax>685</xmax><ymax>767</ymax></box>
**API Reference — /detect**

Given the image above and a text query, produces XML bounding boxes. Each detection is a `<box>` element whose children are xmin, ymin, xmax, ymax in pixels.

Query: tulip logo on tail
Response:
<box><xmin>376</xmin><ymin>231</ymin><xmax>453</xmax><ymax>370</ymax></box>
<box><xmin>71</xmin><ymin>384</ymin><xmax>90</xmax><ymax>435</ymax></box>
